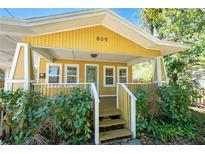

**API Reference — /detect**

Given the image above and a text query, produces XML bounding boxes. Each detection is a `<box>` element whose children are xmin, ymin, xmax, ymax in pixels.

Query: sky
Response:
<box><xmin>0</xmin><ymin>8</ymin><xmax>142</xmax><ymax>26</ymax></box>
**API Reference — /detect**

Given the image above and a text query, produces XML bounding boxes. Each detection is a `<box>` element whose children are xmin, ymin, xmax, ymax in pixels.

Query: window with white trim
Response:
<box><xmin>118</xmin><ymin>67</ymin><xmax>128</xmax><ymax>83</ymax></box>
<box><xmin>104</xmin><ymin>66</ymin><xmax>115</xmax><ymax>87</ymax></box>
<box><xmin>47</xmin><ymin>64</ymin><xmax>62</xmax><ymax>83</ymax></box>
<box><xmin>65</xmin><ymin>64</ymin><xmax>79</xmax><ymax>83</ymax></box>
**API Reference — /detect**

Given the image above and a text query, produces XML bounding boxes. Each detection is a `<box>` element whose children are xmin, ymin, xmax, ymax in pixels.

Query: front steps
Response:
<box><xmin>100</xmin><ymin>119</ymin><xmax>127</xmax><ymax>128</ymax></box>
<box><xmin>99</xmin><ymin>108</ymin><xmax>132</xmax><ymax>143</ymax></box>
<box><xmin>100</xmin><ymin>128</ymin><xmax>132</xmax><ymax>142</ymax></box>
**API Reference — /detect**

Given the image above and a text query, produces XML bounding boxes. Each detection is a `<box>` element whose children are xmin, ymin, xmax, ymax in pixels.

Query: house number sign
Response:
<box><xmin>96</xmin><ymin>36</ymin><xmax>108</xmax><ymax>42</ymax></box>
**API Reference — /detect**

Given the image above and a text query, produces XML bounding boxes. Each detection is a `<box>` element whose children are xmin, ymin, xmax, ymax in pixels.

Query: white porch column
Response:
<box><xmin>152</xmin><ymin>56</ymin><xmax>168</xmax><ymax>86</ymax></box>
<box><xmin>4</xmin><ymin>69</ymin><xmax>9</xmax><ymax>91</ymax></box>
<box><xmin>8</xmin><ymin>43</ymin><xmax>35</xmax><ymax>91</ymax></box>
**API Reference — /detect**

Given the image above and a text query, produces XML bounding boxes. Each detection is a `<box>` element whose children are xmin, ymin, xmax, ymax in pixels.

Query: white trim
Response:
<box><xmin>157</xmin><ymin>57</ymin><xmax>162</xmax><ymax>86</ymax></box>
<box><xmin>85</xmin><ymin>64</ymin><xmax>99</xmax><ymax>93</ymax></box>
<box><xmin>90</xmin><ymin>83</ymin><xmax>100</xmax><ymax>145</ymax></box>
<box><xmin>36</xmin><ymin>57</ymin><xmax>40</xmax><ymax>83</ymax></box>
<box><xmin>8</xmin><ymin>80</ymin><xmax>36</xmax><ymax>84</ymax></box>
<box><xmin>116</xmin><ymin>83</ymin><xmax>119</xmax><ymax>109</ymax></box>
<box><xmin>161</xmin><ymin>57</ymin><xmax>168</xmax><ymax>81</ymax></box>
<box><xmin>24</xmin><ymin>43</ymin><xmax>30</xmax><ymax>90</ymax></box>
<box><xmin>64</xmin><ymin>64</ymin><xmax>79</xmax><ymax>83</ymax></box>
<box><xmin>152</xmin><ymin>59</ymin><xmax>156</xmax><ymax>82</ymax></box>
<box><xmin>4</xmin><ymin>69</ymin><xmax>9</xmax><ymax>91</ymax></box>
<box><xmin>46</xmin><ymin>63</ymin><xmax>62</xmax><ymax>83</ymax></box>
<box><xmin>32</xmin><ymin>82</ymin><xmax>91</xmax><ymax>86</ymax></box>
<box><xmin>117</xmin><ymin>66</ymin><xmax>128</xmax><ymax>83</ymax></box>
<box><xmin>119</xmin><ymin>83</ymin><xmax>136</xmax><ymax>138</ymax></box>
<box><xmin>8</xmin><ymin>43</ymin><xmax>32</xmax><ymax>90</ymax></box>
<box><xmin>103</xmin><ymin>66</ymin><xmax>115</xmax><ymax>87</ymax></box>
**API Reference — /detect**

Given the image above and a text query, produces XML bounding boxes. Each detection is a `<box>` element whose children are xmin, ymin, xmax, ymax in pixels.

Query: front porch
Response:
<box><xmin>2</xmin><ymin>11</ymin><xmax>174</xmax><ymax>144</ymax></box>
<box><xmin>4</xmin><ymin>41</ymin><xmax>169</xmax><ymax>144</ymax></box>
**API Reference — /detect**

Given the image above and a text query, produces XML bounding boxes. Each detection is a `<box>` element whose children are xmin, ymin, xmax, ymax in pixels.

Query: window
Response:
<box><xmin>118</xmin><ymin>67</ymin><xmax>128</xmax><ymax>83</ymax></box>
<box><xmin>64</xmin><ymin>64</ymin><xmax>79</xmax><ymax>83</ymax></box>
<box><xmin>46</xmin><ymin>64</ymin><xmax>62</xmax><ymax>83</ymax></box>
<box><xmin>104</xmin><ymin>66</ymin><xmax>115</xmax><ymax>87</ymax></box>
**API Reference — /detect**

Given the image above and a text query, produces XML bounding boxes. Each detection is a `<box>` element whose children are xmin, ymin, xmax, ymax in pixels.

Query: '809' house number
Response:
<box><xmin>96</xmin><ymin>36</ymin><xmax>108</xmax><ymax>42</ymax></box>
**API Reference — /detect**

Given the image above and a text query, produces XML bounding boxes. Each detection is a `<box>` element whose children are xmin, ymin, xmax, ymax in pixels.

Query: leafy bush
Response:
<box><xmin>156</xmin><ymin>84</ymin><xmax>197</xmax><ymax>122</ymax></box>
<box><xmin>0</xmin><ymin>88</ymin><xmax>93</xmax><ymax>145</ymax></box>
<box><xmin>135</xmin><ymin>84</ymin><xmax>198</xmax><ymax>144</ymax></box>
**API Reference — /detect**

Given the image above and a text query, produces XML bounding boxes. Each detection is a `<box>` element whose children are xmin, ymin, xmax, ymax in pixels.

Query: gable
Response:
<box><xmin>23</xmin><ymin>25</ymin><xmax>160</xmax><ymax>57</ymax></box>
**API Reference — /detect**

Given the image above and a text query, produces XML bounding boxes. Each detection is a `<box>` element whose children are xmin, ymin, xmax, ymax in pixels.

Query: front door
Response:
<box><xmin>85</xmin><ymin>64</ymin><xmax>99</xmax><ymax>92</ymax></box>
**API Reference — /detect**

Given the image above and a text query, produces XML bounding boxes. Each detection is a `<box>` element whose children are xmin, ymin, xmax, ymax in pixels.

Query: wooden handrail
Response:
<box><xmin>90</xmin><ymin>83</ymin><xmax>100</xmax><ymax>144</ymax></box>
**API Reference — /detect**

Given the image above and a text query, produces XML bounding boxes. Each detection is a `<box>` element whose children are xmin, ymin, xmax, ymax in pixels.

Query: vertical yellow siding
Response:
<box><xmin>23</xmin><ymin>25</ymin><xmax>160</xmax><ymax>57</ymax></box>
<box><xmin>39</xmin><ymin>58</ymin><xmax>132</xmax><ymax>95</ymax></box>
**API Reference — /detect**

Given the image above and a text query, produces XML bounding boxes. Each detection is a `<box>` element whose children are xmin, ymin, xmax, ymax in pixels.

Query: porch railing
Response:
<box><xmin>125</xmin><ymin>82</ymin><xmax>158</xmax><ymax>94</ymax></box>
<box><xmin>196</xmin><ymin>89</ymin><xmax>205</xmax><ymax>107</ymax></box>
<box><xmin>32</xmin><ymin>83</ymin><xmax>91</xmax><ymax>97</ymax></box>
<box><xmin>32</xmin><ymin>82</ymin><xmax>100</xmax><ymax>144</ymax></box>
<box><xmin>116</xmin><ymin>82</ymin><xmax>159</xmax><ymax>139</ymax></box>
<box><xmin>116</xmin><ymin>83</ymin><xmax>136</xmax><ymax>138</ymax></box>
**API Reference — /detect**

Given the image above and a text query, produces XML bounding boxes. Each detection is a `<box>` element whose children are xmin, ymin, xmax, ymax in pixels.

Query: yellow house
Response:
<box><xmin>0</xmin><ymin>9</ymin><xmax>190</xmax><ymax>144</ymax></box>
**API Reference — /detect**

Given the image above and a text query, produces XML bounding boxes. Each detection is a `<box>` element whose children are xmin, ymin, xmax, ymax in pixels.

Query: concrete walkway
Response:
<box><xmin>103</xmin><ymin>138</ymin><xmax>141</xmax><ymax>145</ymax></box>
<box><xmin>121</xmin><ymin>139</ymin><xmax>141</xmax><ymax>145</ymax></box>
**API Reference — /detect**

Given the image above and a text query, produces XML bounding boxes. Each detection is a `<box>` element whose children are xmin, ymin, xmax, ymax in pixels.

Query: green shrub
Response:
<box><xmin>156</xmin><ymin>84</ymin><xmax>195</xmax><ymax>123</ymax></box>
<box><xmin>135</xmin><ymin>84</ymin><xmax>198</xmax><ymax>144</ymax></box>
<box><xmin>0</xmin><ymin>88</ymin><xmax>93</xmax><ymax>145</ymax></box>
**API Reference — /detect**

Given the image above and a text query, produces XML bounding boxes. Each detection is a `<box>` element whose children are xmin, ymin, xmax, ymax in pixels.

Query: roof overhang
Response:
<box><xmin>0</xmin><ymin>9</ymin><xmax>190</xmax><ymax>56</ymax></box>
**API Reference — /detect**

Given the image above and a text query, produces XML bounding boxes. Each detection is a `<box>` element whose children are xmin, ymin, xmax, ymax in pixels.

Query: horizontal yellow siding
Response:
<box><xmin>39</xmin><ymin>58</ymin><xmax>132</xmax><ymax>95</ymax></box>
<box><xmin>23</xmin><ymin>25</ymin><xmax>160</xmax><ymax>57</ymax></box>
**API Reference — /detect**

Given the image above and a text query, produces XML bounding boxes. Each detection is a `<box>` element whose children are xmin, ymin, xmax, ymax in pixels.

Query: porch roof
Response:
<box><xmin>0</xmin><ymin>9</ymin><xmax>190</xmax><ymax>70</ymax></box>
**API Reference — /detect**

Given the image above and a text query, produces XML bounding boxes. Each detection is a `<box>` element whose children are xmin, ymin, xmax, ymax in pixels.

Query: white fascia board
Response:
<box><xmin>0</xmin><ymin>9</ymin><xmax>107</xmax><ymax>27</ymax></box>
<box><xmin>27</xmin><ymin>9</ymin><xmax>107</xmax><ymax>26</ymax></box>
<box><xmin>103</xmin><ymin>11</ymin><xmax>190</xmax><ymax>51</ymax></box>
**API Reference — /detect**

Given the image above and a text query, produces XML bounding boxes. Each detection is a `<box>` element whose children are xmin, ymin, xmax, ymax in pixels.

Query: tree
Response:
<box><xmin>141</xmin><ymin>9</ymin><xmax>205</xmax><ymax>83</ymax></box>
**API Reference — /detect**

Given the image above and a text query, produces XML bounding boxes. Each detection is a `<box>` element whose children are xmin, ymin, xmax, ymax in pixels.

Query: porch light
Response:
<box><xmin>91</xmin><ymin>53</ymin><xmax>98</xmax><ymax>58</ymax></box>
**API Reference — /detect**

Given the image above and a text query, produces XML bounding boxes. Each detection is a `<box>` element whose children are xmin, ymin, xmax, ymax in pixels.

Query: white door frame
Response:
<box><xmin>85</xmin><ymin>64</ymin><xmax>99</xmax><ymax>93</ymax></box>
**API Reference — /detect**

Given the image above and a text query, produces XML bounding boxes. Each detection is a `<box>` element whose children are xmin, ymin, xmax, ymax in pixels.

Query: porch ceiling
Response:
<box><xmin>33</xmin><ymin>46</ymin><xmax>142</xmax><ymax>64</ymax></box>
<box><xmin>0</xmin><ymin>34</ymin><xmax>22</xmax><ymax>70</ymax></box>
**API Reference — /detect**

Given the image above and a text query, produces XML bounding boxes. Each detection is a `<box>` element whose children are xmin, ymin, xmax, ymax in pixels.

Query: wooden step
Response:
<box><xmin>100</xmin><ymin>128</ymin><xmax>132</xmax><ymax>142</ymax></box>
<box><xmin>100</xmin><ymin>109</ymin><xmax>121</xmax><ymax>117</ymax></box>
<box><xmin>100</xmin><ymin>119</ymin><xmax>127</xmax><ymax>128</ymax></box>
